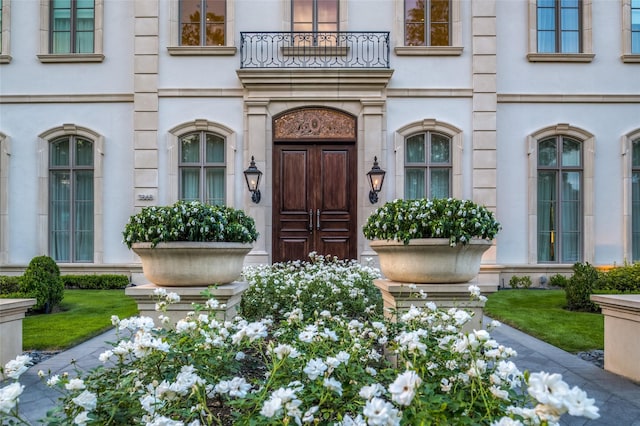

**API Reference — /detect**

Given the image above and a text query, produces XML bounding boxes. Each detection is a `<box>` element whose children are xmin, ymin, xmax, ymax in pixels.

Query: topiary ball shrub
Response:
<box><xmin>20</xmin><ymin>255</ymin><xmax>64</xmax><ymax>314</ymax></box>
<box><xmin>564</xmin><ymin>262</ymin><xmax>600</xmax><ymax>312</ymax></box>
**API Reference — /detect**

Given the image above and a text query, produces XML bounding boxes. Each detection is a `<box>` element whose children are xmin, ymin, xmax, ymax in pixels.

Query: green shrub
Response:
<box><xmin>61</xmin><ymin>274</ymin><xmax>130</xmax><ymax>290</ymax></box>
<box><xmin>595</xmin><ymin>263</ymin><xmax>640</xmax><ymax>293</ymax></box>
<box><xmin>564</xmin><ymin>262</ymin><xmax>600</xmax><ymax>312</ymax></box>
<box><xmin>0</xmin><ymin>276</ymin><xmax>21</xmax><ymax>294</ymax></box>
<box><xmin>241</xmin><ymin>253</ymin><xmax>382</xmax><ymax>321</ymax></box>
<box><xmin>508</xmin><ymin>275</ymin><xmax>532</xmax><ymax>289</ymax></box>
<box><xmin>20</xmin><ymin>256</ymin><xmax>64</xmax><ymax>314</ymax></box>
<box><xmin>548</xmin><ymin>273</ymin><xmax>569</xmax><ymax>289</ymax></box>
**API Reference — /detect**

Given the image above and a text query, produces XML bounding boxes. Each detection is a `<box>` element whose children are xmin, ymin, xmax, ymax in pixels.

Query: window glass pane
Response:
<box><xmin>406</xmin><ymin>134</ymin><xmax>425</xmax><ymax>163</ymax></box>
<box><xmin>207</xmin><ymin>0</ymin><xmax>225</xmax><ymax>21</ymax></box>
<box><xmin>430</xmin><ymin>23</ymin><xmax>449</xmax><ymax>46</ymax></box>
<box><xmin>318</xmin><ymin>0</ymin><xmax>338</xmax><ymax>22</ymax></box>
<box><xmin>206</xmin><ymin>23</ymin><xmax>225</xmax><ymax>45</ymax></box>
<box><xmin>431</xmin><ymin>0</ymin><xmax>449</xmax><ymax>21</ymax></box>
<box><xmin>293</xmin><ymin>0</ymin><xmax>313</xmax><ymax>25</ymax></box>
<box><xmin>53</xmin><ymin>9</ymin><xmax>71</xmax><ymax>30</ymax></box>
<box><xmin>205</xmin><ymin>134</ymin><xmax>224</xmax><ymax>163</ymax></box>
<box><xmin>53</xmin><ymin>0</ymin><xmax>71</xmax><ymax>9</ymax></box>
<box><xmin>633</xmin><ymin>140</ymin><xmax>640</xmax><ymax>168</ymax></box>
<box><xmin>51</xmin><ymin>139</ymin><xmax>70</xmax><ymax>166</ymax></box>
<box><xmin>405</xmin><ymin>23</ymin><xmax>425</xmax><ymax>46</ymax></box>
<box><xmin>76</xmin><ymin>0</ymin><xmax>94</xmax><ymax>8</ymax></box>
<box><xmin>560</xmin><ymin>31</ymin><xmax>579</xmax><ymax>53</ymax></box>
<box><xmin>560</xmin><ymin>171</ymin><xmax>581</xmax><ymax>262</ymax></box>
<box><xmin>74</xmin><ymin>170</ymin><xmax>94</xmax><ymax>262</ymax></box>
<box><xmin>181</xmin><ymin>0</ymin><xmax>202</xmax><ymax>45</ymax></box>
<box><xmin>430</xmin><ymin>169</ymin><xmax>450</xmax><ymax>198</ymax></box>
<box><xmin>538</xmin><ymin>0</ymin><xmax>555</xmax><ymax>7</ymax></box>
<box><xmin>430</xmin><ymin>134</ymin><xmax>450</xmax><ymax>163</ymax></box>
<box><xmin>405</xmin><ymin>169</ymin><xmax>425</xmax><ymax>199</ymax></box>
<box><xmin>560</xmin><ymin>8</ymin><xmax>578</xmax><ymax>31</ymax></box>
<box><xmin>633</xmin><ymin>31</ymin><xmax>640</xmax><ymax>54</ymax></box>
<box><xmin>76</xmin><ymin>31</ymin><xmax>94</xmax><ymax>53</ymax></box>
<box><xmin>538</xmin><ymin>138</ymin><xmax>557</xmax><ymax>166</ymax></box>
<box><xmin>537</xmin><ymin>171</ymin><xmax>557</xmax><ymax>262</ymax></box>
<box><xmin>633</xmin><ymin>0</ymin><xmax>640</xmax><ymax>8</ymax></box>
<box><xmin>181</xmin><ymin>134</ymin><xmax>200</xmax><ymax>162</ymax></box>
<box><xmin>205</xmin><ymin>0</ymin><xmax>225</xmax><ymax>45</ymax></box>
<box><xmin>561</xmin><ymin>138</ymin><xmax>581</xmax><ymax>166</ymax></box>
<box><xmin>205</xmin><ymin>168</ymin><xmax>225</xmax><ymax>205</ymax></box>
<box><xmin>75</xmin><ymin>138</ymin><xmax>93</xmax><ymax>166</ymax></box>
<box><xmin>50</xmin><ymin>170</ymin><xmax>71</xmax><ymax>262</ymax></box>
<box><xmin>537</xmin><ymin>7</ymin><xmax>555</xmax><ymax>31</ymax></box>
<box><xmin>538</xmin><ymin>31</ymin><xmax>556</xmax><ymax>52</ymax></box>
<box><xmin>561</xmin><ymin>0</ymin><xmax>579</xmax><ymax>7</ymax></box>
<box><xmin>181</xmin><ymin>169</ymin><xmax>200</xmax><ymax>201</ymax></box>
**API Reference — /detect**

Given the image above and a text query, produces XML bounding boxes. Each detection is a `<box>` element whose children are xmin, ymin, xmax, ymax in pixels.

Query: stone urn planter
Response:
<box><xmin>369</xmin><ymin>238</ymin><xmax>492</xmax><ymax>283</ymax></box>
<box><xmin>132</xmin><ymin>242</ymin><xmax>253</xmax><ymax>287</ymax></box>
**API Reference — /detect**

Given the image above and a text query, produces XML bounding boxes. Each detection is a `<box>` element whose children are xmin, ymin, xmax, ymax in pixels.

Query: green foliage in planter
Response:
<box><xmin>19</xmin><ymin>256</ymin><xmax>64</xmax><ymax>314</ymax></box>
<box><xmin>595</xmin><ymin>263</ymin><xmax>640</xmax><ymax>293</ymax></box>
<box><xmin>61</xmin><ymin>274</ymin><xmax>130</xmax><ymax>290</ymax></box>
<box><xmin>0</xmin><ymin>276</ymin><xmax>21</xmax><ymax>294</ymax></box>
<box><xmin>508</xmin><ymin>275</ymin><xmax>532</xmax><ymax>289</ymax></box>
<box><xmin>548</xmin><ymin>273</ymin><xmax>569</xmax><ymax>289</ymax></box>
<box><xmin>363</xmin><ymin>198</ymin><xmax>501</xmax><ymax>246</ymax></box>
<box><xmin>565</xmin><ymin>262</ymin><xmax>600</xmax><ymax>312</ymax></box>
<box><xmin>123</xmin><ymin>200</ymin><xmax>258</xmax><ymax>248</ymax></box>
<box><xmin>241</xmin><ymin>253</ymin><xmax>383</xmax><ymax>321</ymax></box>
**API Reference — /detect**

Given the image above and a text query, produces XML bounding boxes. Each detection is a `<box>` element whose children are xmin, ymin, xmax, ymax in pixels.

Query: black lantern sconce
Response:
<box><xmin>243</xmin><ymin>156</ymin><xmax>263</xmax><ymax>203</ymax></box>
<box><xmin>367</xmin><ymin>156</ymin><xmax>386</xmax><ymax>204</ymax></box>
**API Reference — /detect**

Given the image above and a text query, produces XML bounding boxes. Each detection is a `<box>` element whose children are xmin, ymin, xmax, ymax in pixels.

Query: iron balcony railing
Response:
<box><xmin>240</xmin><ymin>32</ymin><xmax>390</xmax><ymax>69</ymax></box>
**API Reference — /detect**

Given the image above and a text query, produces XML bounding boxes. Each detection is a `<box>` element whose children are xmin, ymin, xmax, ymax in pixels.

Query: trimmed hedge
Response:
<box><xmin>61</xmin><ymin>274</ymin><xmax>130</xmax><ymax>290</ymax></box>
<box><xmin>20</xmin><ymin>256</ymin><xmax>64</xmax><ymax>314</ymax></box>
<box><xmin>565</xmin><ymin>262</ymin><xmax>600</xmax><ymax>312</ymax></box>
<box><xmin>596</xmin><ymin>263</ymin><xmax>640</xmax><ymax>293</ymax></box>
<box><xmin>0</xmin><ymin>276</ymin><xmax>21</xmax><ymax>294</ymax></box>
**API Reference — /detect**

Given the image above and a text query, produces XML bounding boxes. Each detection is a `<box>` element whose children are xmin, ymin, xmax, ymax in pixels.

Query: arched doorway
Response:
<box><xmin>272</xmin><ymin>107</ymin><xmax>357</xmax><ymax>262</ymax></box>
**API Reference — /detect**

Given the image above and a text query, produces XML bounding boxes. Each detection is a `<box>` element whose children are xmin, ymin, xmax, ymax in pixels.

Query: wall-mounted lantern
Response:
<box><xmin>243</xmin><ymin>156</ymin><xmax>262</xmax><ymax>203</ymax></box>
<box><xmin>367</xmin><ymin>156</ymin><xmax>386</xmax><ymax>204</ymax></box>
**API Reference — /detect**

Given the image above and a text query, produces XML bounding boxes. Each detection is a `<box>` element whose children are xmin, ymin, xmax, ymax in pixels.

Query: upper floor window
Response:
<box><xmin>632</xmin><ymin>138</ymin><xmax>640</xmax><ymax>260</ymax></box>
<box><xmin>633</xmin><ymin>0</ymin><xmax>640</xmax><ymax>54</ymax></box>
<box><xmin>405</xmin><ymin>0</ymin><xmax>450</xmax><ymax>46</ymax></box>
<box><xmin>179</xmin><ymin>131</ymin><xmax>225</xmax><ymax>205</ymax></box>
<box><xmin>50</xmin><ymin>0</ymin><xmax>95</xmax><ymax>54</ymax></box>
<box><xmin>49</xmin><ymin>136</ymin><xmax>94</xmax><ymax>262</ymax></box>
<box><xmin>537</xmin><ymin>0</ymin><xmax>581</xmax><ymax>53</ymax></box>
<box><xmin>537</xmin><ymin>136</ymin><xmax>582</xmax><ymax>263</ymax></box>
<box><xmin>292</xmin><ymin>0</ymin><xmax>339</xmax><ymax>32</ymax></box>
<box><xmin>404</xmin><ymin>131</ymin><xmax>452</xmax><ymax>199</ymax></box>
<box><xmin>180</xmin><ymin>0</ymin><xmax>225</xmax><ymax>46</ymax></box>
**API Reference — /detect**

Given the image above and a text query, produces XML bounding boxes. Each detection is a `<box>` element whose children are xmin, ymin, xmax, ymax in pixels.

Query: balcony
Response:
<box><xmin>240</xmin><ymin>32</ymin><xmax>390</xmax><ymax>69</ymax></box>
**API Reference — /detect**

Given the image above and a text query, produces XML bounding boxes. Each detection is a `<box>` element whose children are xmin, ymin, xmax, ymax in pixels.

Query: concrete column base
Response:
<box><xmin>374</xmin><ymin>278</ymin><xmax>497</xmax><ymax>332</ymax></box>
<box><xmin>126</xmin><ymin>282</ymin><xmax>249</xmax><ymax>326</ymax></box>
<box><xmin>0</xmin><ymin>298</ymin><xmax>36</xmax><ymax>376</ymax></box>
<box><xmin>591</xmin><ymin>294</ymin><xmax>640</xmax><ymax>382</ymax></box>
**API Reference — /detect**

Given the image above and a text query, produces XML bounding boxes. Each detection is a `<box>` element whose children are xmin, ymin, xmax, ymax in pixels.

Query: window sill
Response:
<box><xmin>167</xmin><ymin>46</ymin><xmax>237</xmax><ymax>56</ymax></box>
<box><xmin>37</xmin><ymin>53</ymin><xmax>105</xmax><ymax>63</ymax></box>
<box><xmin>621</xmin><ymin>54</ymin><xmax>640</xmax><ymax>63</ymax></box>
<box><xmin>0</xmin><ymin>54</ymin><xmax>11</xmax><ymax>64</ymax></box>
<box><xmin>526</xmin><ymin>53</ymin><xmax>594</xmax><ymax>63</ymax></box>
<box><xmin>394</xmin><ymin>46</ymin><xmax>463</xmax><ymax>56</ymax></box>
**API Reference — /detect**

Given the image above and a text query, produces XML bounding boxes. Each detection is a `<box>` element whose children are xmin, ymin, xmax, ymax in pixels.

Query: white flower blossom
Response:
<box><xmin>303</xmin><ymin>358</ymin><xmax>327</xmax><ymax>380</ymax></box>
<box><xmin>72</xmin><ymin>390</ymin><xmax>97</xmax><ymax>411</ymax></box>
<box><xmin>0</xmin><ymin>382</ymin><xmax>24</xmax><ymax>414</ymax></box>
<box><xmin>362</xmin><ymin>397</ymin><xmax>401</xmax><ymax>426</ymax></box>
<box><xmin>389</xmin><ymin>370</ymin><xmax>422</xmax><ymax>406</ymax></box>
<box><xmin>65</xmin><ymin>378</ymin><xmax>86</xmax><ymax>391</ymax></box>
<box><xmin>4</xmin><ymin>355</ymin><xmax>31</xmax><ymax>379</ymax></box>
<box><xmin>73</xmin><ymin>411</ymin><xmax>91</xmax><ymax>425</ymax></box>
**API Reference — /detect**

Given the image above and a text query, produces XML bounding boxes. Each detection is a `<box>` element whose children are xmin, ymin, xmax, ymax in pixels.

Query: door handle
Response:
<box><xmin>309</xmin><ymin>209</ymin><xmax>313</xmax><ymax>231</ymax></box>
<box><xmin>316</xmin><ymin>209</ymin><xmax>321</xmax><ymax>230</ymax></box>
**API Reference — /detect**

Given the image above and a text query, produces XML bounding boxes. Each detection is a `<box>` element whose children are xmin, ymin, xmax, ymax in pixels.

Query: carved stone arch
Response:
<box><xmin>273</xmin><ymin>107</ymin><xmax>357</xmax><ymax>141</ymax></box>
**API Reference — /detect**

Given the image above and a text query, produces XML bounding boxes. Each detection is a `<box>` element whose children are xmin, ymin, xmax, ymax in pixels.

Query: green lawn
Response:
<box><xmin>23</xmin><ymin>289</ymin><xmax>138</xmax><ymax>351</ymax></box>
<box><xmin>484</xmin><ymin>289</ymin><xmax>603</xmax><ymax>353</ymax></box>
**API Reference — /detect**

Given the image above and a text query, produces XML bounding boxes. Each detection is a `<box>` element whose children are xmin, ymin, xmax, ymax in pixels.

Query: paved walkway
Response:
<box><xmin>7</xmin><ymin>320</ymin><xmax>640</xmax><ymax>425</ymax></box>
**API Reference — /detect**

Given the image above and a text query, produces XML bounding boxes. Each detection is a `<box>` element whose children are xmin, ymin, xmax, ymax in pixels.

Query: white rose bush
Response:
<box><xmin>0</xmin><ymin>256</ymin><xmax>599</xmax><ymax>425</ymax></box>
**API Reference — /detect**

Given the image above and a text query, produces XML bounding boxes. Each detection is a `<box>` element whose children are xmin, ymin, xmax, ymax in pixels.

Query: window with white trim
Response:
<box><xmin>49</xmin><ymin>135</ymin><xmax>94</xmax><ymax>262</ymax></box>
<box><xmin>178</xmin><ymin>131</ymin><xmax>226</xmax><ymax>205</ymax></box>
<box><xmin>537</xmin><ymin>135</ymin><xmax>583</xmax><ymax>263</ymax></box>
<box><xmin>404</xmin><ymin>0</ymin><xmax>450</xmax><ymax>46</ymax></box>
<box><xmin>632</xmin><ymin>0</ymin><xmax>640</xmax><ymax>53</ymax></box>
<box><xmin>404</xmin><ymin>131</ymin><xmax>452</xmax><ymax>199</ymax></box>
<box><xmin>180</xmin><ymin>0</ymin><xmax>226</xmax><ymax>46</ymax></box>
<box><xmin>292</xmin><ymin>0</ymin><xmax>339</xmax><ymax>32</ymax></box>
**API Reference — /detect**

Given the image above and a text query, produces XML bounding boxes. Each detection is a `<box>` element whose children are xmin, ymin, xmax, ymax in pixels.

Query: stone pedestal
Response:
<box><xmin>374</xmin><ymin>275</ymin><xmax>498</xmax><ymax>332</ymax></box>
<box><xmin>591</xmin><ymin>294</ymin><xmax>640</xmax><ymax>382</ymax></box>
<box><xmin>0</xmin><ymin>298</ymin><xmax>36</xmax><ymax>375</ymax></box>
<box><xmin>126</xmin><ymin>282</ymin><xmax>249</xmax><ymax>326</ymax></box>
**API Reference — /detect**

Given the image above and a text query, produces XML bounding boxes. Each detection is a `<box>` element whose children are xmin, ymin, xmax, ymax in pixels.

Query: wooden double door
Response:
<box><xmin>273</xmin><ymin>142</ymin><xmax>357</xmax><ymax>263</ymax></box>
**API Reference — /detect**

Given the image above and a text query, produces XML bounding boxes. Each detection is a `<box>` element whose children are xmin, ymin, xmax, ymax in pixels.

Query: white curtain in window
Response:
<box><xmin>537</xmin><ymin>171</ymin><xmax>556</xmax><ymax>262</ymax></box>
<box><xmin>50</xmin><ymin>171</ymin><xmax>71</xmax><ymax>262</ymax></box>
<box><xmin>75</xmin><ymin>170</ymin><xmax>94</xmax><ymax>261</ymax></box>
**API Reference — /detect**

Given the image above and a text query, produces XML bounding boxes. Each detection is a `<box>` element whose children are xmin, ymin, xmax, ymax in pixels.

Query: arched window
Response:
<box><xmin>632</xmin><ymin>137</ymin><xmax>640</xmax><ymax>260</ymax></box>
<box><xmin>404</xmin><ymin>131</ymin><xmax>452</xmax><ymax>199</ymax></box>
<box><xmin>528</xmin><ymin>124</ymin><xmax>594</xmax><ymax>264</ymax></box>
<box><xmin>178</xmin><ymin>131</ymin><xmax>225</xmax><ymax>205</ymax></box>
<box><xmin>537</xmin><ymin>135</ymin><xmax>583</xmax><ymax>263</ymax></box>
<box><xmin>49</xmin><ymin>135</ymin><xmax>94</xmax><ymax>262</ymax></box>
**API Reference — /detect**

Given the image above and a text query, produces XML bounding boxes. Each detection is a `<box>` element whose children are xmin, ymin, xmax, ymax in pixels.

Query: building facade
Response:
<box><xmin>0</xmin><ymin>0</ymin><xmax>638</xmax><ymax>286</ymax></box>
